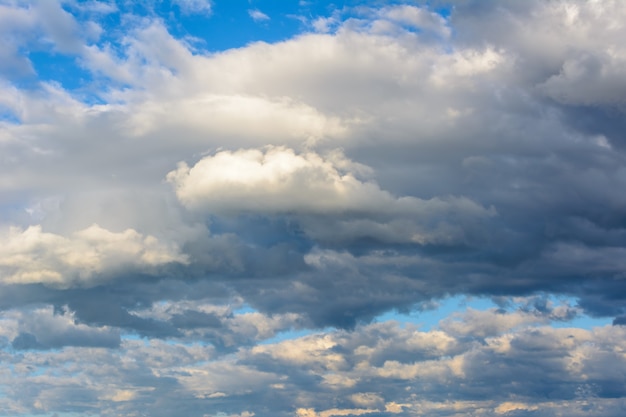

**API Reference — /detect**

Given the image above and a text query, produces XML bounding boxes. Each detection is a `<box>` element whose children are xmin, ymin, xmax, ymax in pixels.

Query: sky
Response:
<box><xmin>1</xmin><ymin>0</ymin><xmax>626</xmax><ymax>416</ymax></box>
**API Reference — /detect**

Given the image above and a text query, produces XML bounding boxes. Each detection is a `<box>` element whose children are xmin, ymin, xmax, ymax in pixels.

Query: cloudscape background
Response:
<box><xmin>1</xmin><ymin>0</ymin><xmax>626</xmax><ymax>416</ymax></box>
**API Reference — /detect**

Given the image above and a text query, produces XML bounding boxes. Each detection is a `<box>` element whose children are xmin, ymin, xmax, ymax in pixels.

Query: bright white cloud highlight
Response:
<box><xmin>0</xmin><ymin>224</ymin><xmax>187</xmax><ymax>287</ymax></box>
<box><xmin>167</xmin><ymin>146</ymin><xmax>496</xmax><ymax>244</ymax></box>
<box><xmin>167</xmin><ymin>146</ymin><xmax>383</xmax><ymax>214</ymax></box>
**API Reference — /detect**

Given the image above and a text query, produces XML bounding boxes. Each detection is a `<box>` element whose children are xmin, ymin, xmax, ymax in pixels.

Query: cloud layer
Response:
<box><xmin>2</xmin><ymin>304</ymin><xmax>625</xmax><ymax>417</ymax></box>
<box><xmin>1</xmin><ymin>0</ymin><xmax>626</xmax><ymax>415</ymax></box>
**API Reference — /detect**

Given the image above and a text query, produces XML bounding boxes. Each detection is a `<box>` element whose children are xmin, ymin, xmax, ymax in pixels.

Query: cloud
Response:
<box><xmin>451</xmin><ymin>0</ymin><xmax>626</xmax><ymax>110</ymax></box>
<box><xmin>0</xmin><ymin>0</ymin><xmax>107</xmax><ymax>83</ymax></box>
<box><xmin>0</xmin><ymin>0</ymin><xmax>624</xmax><ymax>328</ymax></box>
<box><xmin>122</xmin><ymin>94</ymin><xmax>348</xmax><ymax>143</ymax></box>
<box><xmin>172</xmin><ymin>0</ymin><xmax>212</xmax><ymax>15</ymax></box>
<box><xmin>7</xmin><ymin>306</ymin><xmax>120</xmax><ymax>350</ymax></box>
<box><xmin>539</xmin><ymin>53</ymin><xmax>626</xmax><ymax>107</ymax></box>
<box><xmin>2</xmin><ymin>306</ymin><xmax>625</xmax><ymax>416</ymax></box>
<box><xmin>377</xmin><ymin>4</ymin><xmax>450</xmax><ymax>38</ymax></box>
<box><xmin>249</xmin><ymin>9</ymin><xmax>270</xmax><ymax>22</ymax></box>
<box><xmin>167</xmin><ymin>146</ymin><xmax>496</xmax><ymax>245</ymax></box>
<box><xmin>1</xmin><ymin>1</ymin><xmax>626</xmax><ymax>415</ymax></box>
<box><xmin>495</xmin><ymin>402</ymin><xmax>539</xmax><ymax>414</ymax></box>
<box><xmin>0</xmin><ymin>224</ymin><xmax>187</xmax><ymax>288</ymax></box>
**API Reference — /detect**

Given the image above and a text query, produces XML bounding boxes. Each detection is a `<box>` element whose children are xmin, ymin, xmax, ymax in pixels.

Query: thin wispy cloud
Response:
<box><xmin>172</xmin><ymin>0</ymin><xmax>212</xmax><ymax>15</ymax></box>
<box><xmin>249</xmin><ymin>8</ymin><xmax>270</xmax><ymax>22</ymax></box>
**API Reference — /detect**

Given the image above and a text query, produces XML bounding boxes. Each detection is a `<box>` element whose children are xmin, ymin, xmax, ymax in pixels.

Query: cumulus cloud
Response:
<box><xmin>166</xmin><ymin>147</ymin><xmax>381</xmax><ymax>214</ymax></box>
<box><xmin>0</xmin><ymin>224</ymin><xmax>187</xmax><ymax>287</ymax></box>
<box><xmin>452</xmin><ymin>0</ymin><xmax>626</xmax><ymax>110</ymax></box>
<box><xmin>2</xmin><ymin>307</ymin><xmax>625</xmax><ymax>416</ymax></box>
<box><xmin>167</xmin><ymin>146</ymin><xmax>496</xmax><ymax>245</ymax></box>
<box><xmin>6</xmin><ymin>306</ymin><xmax>120</xmax><ymax>350</ymax></box>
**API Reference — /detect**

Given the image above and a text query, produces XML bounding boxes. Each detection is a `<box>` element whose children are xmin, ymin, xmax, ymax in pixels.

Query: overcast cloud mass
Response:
<box><xmin>1</xmin><ymin>0</ymin><xmax>626</xmax><ymax>416</ymax></box>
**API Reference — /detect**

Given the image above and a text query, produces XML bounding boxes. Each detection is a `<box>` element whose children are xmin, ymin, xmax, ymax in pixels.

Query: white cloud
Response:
<box><xmin>122</xmin><ymin>94</ymin><xmax>348</xmax><ymax>143</ymax></box>
<box><xmin>252</xmin><ymin>333</ymin><xmax>345</xmax><ymax>370</ymax></box>
<box><xmin>172</xmin><ymin>0</ymin><xmax>212</xmax><ymax>15</ymax></box>
<box><xmin>312</xmin><ymin>16</ymin><xmax>338</xmax><ymax>33</ymax></box>
<box><xmin>440</xmin><ymin>307</ymin><xmax>546</xmax><ymax>338</ymax></box>
<box><xmin>248</xmin><ymin>9</ymin><xmax>270</xmax><ymax>22</ymax></box>
<box><xmin>350</xmin><ymin>392</ymin><xmax>384</xmax><ymax>408</ymax></box>
<box><xmin>495</xmin><ymin>402</ymin><xmax>539</xmax><ymax>414</ymax></box>
<box><xmin>167</xmin><ymin>146</ymin><xmax>496</xmax><ymax>245</ymax></box>
<box><xmin>1</xmin><ymin>305</ymin><xmax>625</xmax><ymax>416</ymax></box>
<box><xmin>378</xmin><ymin>5</ymin><xmax>450</xmax><ymax>38</ymax></box>
<box><xmin>296</xmin><ymin>408</ymin><xmax>379</xmax><ymax>417</ymax></box>
<box><xmin>0</xmin><ymin>224</ymin><xmax>187</xmax><ymax>287</ymax></box>
<box><xmin>166</xmin><ymin>146</ymin><xmax>386</xmax><ymax>214</ymax></box>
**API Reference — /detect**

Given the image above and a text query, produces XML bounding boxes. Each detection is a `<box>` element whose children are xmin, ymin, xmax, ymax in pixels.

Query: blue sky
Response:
<box><xmin>1</xmin><ymin>1</ymin><xmax>626</xmax><ymax>416</ymax></box>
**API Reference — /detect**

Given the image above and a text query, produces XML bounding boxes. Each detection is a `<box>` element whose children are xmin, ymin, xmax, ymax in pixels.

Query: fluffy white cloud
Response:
<box><xmin>453</xmin><ymin>0</ymin><xmax>626</xmax><ymax>109</ymax></box>
<box><xmin>0</xmin><ymin>224</ymin><xmax>187</xmax><ymax>287</ymax></box>
<box><xmin>2</xmin><ymin>306</ymin><xmax>622</xmax><ymax>417</ymax></box>
<box><xmin>167</xmin><ymin>146</ymin><xmax>389</xmax><ymax>213</ymax></box>
<box><xmin>168</xmin><ymin>146</ymin><xmax>496</xmax><ymax>244</ymax></box>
